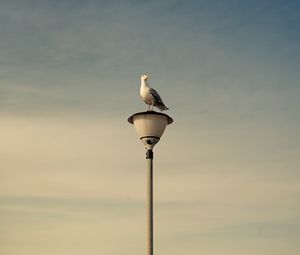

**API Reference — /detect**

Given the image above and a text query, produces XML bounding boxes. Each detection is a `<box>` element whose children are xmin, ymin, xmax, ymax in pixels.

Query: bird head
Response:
<box><xmin>141</xmin><ymin>74</ymin><xmax>148</xmax><ymax>81</ymax></box>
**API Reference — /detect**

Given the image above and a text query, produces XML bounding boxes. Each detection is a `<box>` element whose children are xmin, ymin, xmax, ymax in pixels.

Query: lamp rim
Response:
<box><xmin>128</xmin><ymin>111</ymin><xmax>173</xmax><ymax>125</ymax></box>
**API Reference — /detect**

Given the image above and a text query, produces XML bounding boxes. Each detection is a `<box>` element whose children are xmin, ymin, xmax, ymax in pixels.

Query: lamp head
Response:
<box><xmin>140</xmin><ymin>136</ymin><xmax>160</xmax><ymax>150</ymax></box>
<box><xmin>128</xmin><ymin>111</ymin><xmax>173</xmax><ymax>150</ymax></box>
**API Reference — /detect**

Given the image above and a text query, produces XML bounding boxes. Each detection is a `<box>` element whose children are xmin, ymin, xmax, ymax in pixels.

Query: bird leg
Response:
<box><xmin>151</xmin><ymin>101</ymin><xmax>153</xmax><ymax>111</ymax></box>
<box><xmin>148</xmin><ymin>103</ymin><xmax>151</xmax><ymax>111</ymax></box>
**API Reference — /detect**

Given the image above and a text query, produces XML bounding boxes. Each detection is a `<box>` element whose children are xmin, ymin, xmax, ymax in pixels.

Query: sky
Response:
<box><xmin>1</xmin><ymin>0</ymin><xmax>300</xmax><ymax>254</ymax></box>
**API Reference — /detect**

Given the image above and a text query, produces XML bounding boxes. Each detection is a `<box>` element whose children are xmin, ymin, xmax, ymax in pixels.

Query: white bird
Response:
<box><xmin>140</xmin><ymin>74</ymin><xmax>169</xmax><ymax>111</ymax></box>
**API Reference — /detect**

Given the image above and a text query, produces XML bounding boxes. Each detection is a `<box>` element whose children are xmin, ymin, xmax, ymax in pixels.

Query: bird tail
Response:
<box><xmin>157</xmin><ymin>103</ymin><xmax>169</xmax><ymax>111</ymax></box>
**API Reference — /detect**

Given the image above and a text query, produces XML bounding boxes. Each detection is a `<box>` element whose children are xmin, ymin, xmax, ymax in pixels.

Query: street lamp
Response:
<box><xmin>128</xmin><ymin>111</ymin><xmax>173</xmax><ymax>255</ymax></box>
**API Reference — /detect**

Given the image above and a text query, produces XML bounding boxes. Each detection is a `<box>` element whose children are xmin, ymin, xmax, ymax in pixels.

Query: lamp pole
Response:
<box><xmin>128</xmin><ymin>111</ymin><xmax>173</xmax><ymax>255</ymax></box>
<box><xmin>146</xmin><ymin>149</ymin><xmax>154</xmax><ymax>255</ymax></box>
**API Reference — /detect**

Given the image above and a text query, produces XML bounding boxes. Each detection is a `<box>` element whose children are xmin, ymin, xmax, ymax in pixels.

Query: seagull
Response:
<box><xmin>140</xmin><ymin>74</ymin><xmax>169</xmax><ymax>111</ymax></box>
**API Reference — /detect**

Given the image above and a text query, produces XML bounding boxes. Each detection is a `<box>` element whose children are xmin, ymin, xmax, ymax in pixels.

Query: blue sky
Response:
<box><xmin>1</xmin><ymin>1</ymin><xmax>300</xmax><ymax>254</ymax></box>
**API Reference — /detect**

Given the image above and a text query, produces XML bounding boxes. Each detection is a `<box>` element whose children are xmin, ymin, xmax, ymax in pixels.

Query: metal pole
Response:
<box><xmin>146</xmin><ymin>149</ymin><xmax>153</xmax><ymax>255</ymax></box>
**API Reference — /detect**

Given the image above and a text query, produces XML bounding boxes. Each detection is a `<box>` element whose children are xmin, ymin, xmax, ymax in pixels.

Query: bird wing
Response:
<box><xmin>149</xmin><ymin>88</ymin><xmax>163</xmax><ymax>103</ymax></box>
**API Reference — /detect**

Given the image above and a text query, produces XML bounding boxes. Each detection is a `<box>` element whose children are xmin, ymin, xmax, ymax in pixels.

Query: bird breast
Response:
<box><xmin>140</xmin><ymin>85</ymin><xmax>148</xmax><ymax>97</ymax></box>
<box><xmin>140</xmin><ymin>86</ymin><xmax>154</xmax><ymax>104</ymax></box>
